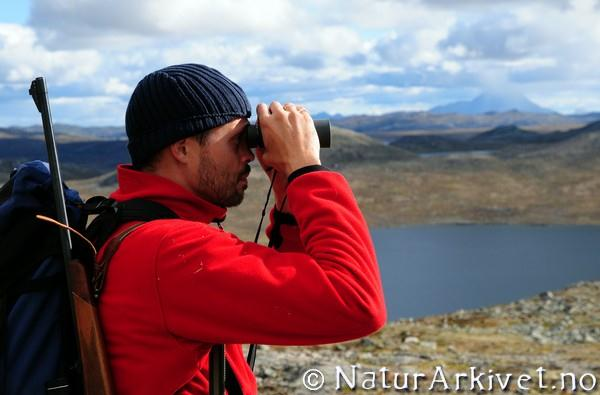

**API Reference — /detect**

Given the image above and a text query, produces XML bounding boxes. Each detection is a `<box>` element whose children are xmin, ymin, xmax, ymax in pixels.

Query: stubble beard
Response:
<box><xmin>197</xmin><ymin>156</ymin><xmax>249</xmax><ymax>208</ymax></box>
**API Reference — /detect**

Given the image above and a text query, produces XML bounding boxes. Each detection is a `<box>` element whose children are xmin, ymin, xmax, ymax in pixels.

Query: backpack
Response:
<box><xmin>0</xmin><ymin>160</ymin><xmax>85</xmax><ymax>395</ymax></box>
<box><xmin>0</xmin><ymin>160</ymin><xmax>242</xmax><ymax>395</ymax></box>
<box><xmin>0</xmin><ymin>160</ymin><xmax>180</xmax><ymax>395</ymax></box>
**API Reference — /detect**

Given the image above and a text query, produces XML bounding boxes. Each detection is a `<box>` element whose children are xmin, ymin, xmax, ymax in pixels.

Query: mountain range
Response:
<box><xmin>430</xmin><ymin>91</ymin><xmax>554</xmax><ymax>114</ymax></box>
<box><xmin>2</xmin><ymin>118</ymin><xmax>600</xmax><ymax>182</ymax></box>
<box><xmin>330</xmin><ymin>110</ymin><xmax>600</xmax><ymax>140</ymax></box>
<box><xmin>4</xmin><ymin>93</ymin><xmax>599</xmax><ymax>143</ymax></box>
<box><xmin>390</xmin><ymin>120</ymin><xmax>600</xmax><ymax>154</ymax></box>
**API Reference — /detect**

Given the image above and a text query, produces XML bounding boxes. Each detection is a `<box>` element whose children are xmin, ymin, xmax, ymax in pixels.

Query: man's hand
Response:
<box><xmin>256</xmin><ymin>101</ymin><xmax>321</xmax><ymax>210</ymax></box>
<box><xmin>256</xmin><ymin>101</ymin><xmax>321</xmax><ymax>179</ymax></box>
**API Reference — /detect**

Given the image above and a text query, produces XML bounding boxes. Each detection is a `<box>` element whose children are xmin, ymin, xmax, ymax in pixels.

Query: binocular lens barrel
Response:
<box><xmin>244</xmin><ymin>119</ymin><xmax>331</xmax><ymax>149</ymax></box>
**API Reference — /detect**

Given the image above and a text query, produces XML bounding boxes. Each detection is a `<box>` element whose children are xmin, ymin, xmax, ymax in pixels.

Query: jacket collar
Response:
<box><xmin>110</xmin><ymin>165</ymin><xmax>227</xmax><ymax>224</ymax></box>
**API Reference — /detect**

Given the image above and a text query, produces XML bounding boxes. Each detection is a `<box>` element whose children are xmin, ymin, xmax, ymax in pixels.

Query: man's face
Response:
<box><xmin>190</xmin><ymin>118</ymin><xmax>254</xmax><ymax>207</ymax></box>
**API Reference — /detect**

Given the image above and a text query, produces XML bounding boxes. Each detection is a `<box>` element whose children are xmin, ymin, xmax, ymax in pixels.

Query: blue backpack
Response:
<box><xmin>0</xmin><ymin>160</ymin><xmax>198</xmax><ymax>395</ymax></box>
<box><xmin>0</xmin><ymin>160</ymin><xmax>85</xmax><ymax>394</ymax></box>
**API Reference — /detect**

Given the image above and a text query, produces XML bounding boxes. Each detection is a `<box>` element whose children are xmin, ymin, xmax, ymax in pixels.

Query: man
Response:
<box><xmin>99</xmin><ymin>63</ymin><xmax>386</xmax><ymax>394</ymax></box>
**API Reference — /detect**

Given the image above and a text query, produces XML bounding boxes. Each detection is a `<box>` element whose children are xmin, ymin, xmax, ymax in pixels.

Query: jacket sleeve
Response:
<box><xmin>154</xmin><ymin>171</ymin><xmax>386</xmax><ymax>345</ymax></box>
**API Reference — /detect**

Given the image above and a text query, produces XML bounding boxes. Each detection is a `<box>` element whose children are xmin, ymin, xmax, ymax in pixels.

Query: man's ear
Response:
<box><xmin>168</xmin><ymin>138</ymin><xmax>191</xmax><ymax>164</ymax></box>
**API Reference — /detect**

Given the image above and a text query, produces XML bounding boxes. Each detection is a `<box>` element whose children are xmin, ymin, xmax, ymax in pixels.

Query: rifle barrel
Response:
<box><xmin>29</xmin><ymin>77</ymin><xmax>81</xmax><ymax>391</ymax></box>
<box><xmin>29</xmin><ymin>77</ymin><xmax>73</xmax><ymax>255</ymax></box>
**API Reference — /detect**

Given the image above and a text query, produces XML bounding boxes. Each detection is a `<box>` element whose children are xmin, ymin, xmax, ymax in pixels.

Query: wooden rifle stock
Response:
<box><xmin>69</xmin><ymin>259</ymin><xmax>115</xmax><ymax>395</ymax></box>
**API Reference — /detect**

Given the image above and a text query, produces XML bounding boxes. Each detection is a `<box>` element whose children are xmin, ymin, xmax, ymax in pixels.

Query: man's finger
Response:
<box><xmin>270</xmin><ymin>101</ymin><xmax>284</xmax><ymax>114</ymax></box>
<box><xmin>257</xmin><ymin>103</ymin><xmax>270</xmax><ymax>119</ymax></box>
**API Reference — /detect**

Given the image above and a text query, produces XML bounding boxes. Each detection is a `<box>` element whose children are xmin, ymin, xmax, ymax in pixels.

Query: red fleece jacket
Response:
<box><xmin>99</xmin><ymin>165</ymin><xmax>386</xmax><ymax>394</ymax></box>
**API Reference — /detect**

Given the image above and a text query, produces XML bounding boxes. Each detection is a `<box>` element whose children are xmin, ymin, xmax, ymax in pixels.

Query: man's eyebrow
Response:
<box><xmin>233</xmin><ymin>120</ymin><xmax>249</xmax><ymax>135</ymax></box>
<box><xmin>227</xmin><ymin>126</ymin><xmax>246</xmax><ymax>142</ymax></box>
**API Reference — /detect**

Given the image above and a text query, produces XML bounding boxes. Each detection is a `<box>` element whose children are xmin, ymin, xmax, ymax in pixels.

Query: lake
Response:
<box><xmin>371</xmin><ymin>225</ymin><xmax>600</xmax><ymax>321</ymax></box>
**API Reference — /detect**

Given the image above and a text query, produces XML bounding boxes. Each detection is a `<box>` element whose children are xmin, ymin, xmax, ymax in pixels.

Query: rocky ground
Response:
<box><xmin>254</xmin><ymin>281</ymin><xmax>600</xmax><ymax>394</ymax></box>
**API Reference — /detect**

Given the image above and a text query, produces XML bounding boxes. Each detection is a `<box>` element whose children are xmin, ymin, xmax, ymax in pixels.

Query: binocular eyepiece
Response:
<box><xmin>244</xmin><ymin>120</ymin><xmax>331</xmax><ymax>149</ymax></box>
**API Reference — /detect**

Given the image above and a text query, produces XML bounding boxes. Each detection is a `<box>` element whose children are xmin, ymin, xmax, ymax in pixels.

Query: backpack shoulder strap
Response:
<box><xmin>91</xmin><ymin>221</ymin><xmax>146</xmax><ymax>302</ymax></box>
<box><xmin>87</xmin><ymin>198</ymin><xmax>179</xmax><ymax>302</ymax></box>
<box><xmin>85</xmin><ymin>197</ymin><xmax>178</xmax><ymax>252</ymax></box>
<box><xmin>117</xmin><ymin>198</ymin><xmax>178</xmax><ymax>222</ymax></box>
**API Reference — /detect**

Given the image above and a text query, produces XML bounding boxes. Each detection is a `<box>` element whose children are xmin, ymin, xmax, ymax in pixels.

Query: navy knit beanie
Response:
<box><xmin>125</xmin><ymin>63</ymin><xmax>252</xmax><ymax>168</ymax></box>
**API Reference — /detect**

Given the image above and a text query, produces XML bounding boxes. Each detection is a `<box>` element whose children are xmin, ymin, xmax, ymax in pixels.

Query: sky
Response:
<box><xmin>1</xmin><ymin>0</ymin><xmax>600</xmax><ymax>126</ymax></box>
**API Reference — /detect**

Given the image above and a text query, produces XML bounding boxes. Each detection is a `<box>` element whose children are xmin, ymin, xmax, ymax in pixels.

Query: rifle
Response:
<box><xmin>29</xmin><ymin>77</ymin><xmax>115</xmax><ymax>395</ymax></box>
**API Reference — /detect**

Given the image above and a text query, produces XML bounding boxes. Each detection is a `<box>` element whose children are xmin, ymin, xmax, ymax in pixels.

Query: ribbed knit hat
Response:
<box><xmin>125</xmin><ymin>63</ymin><xmax>251</xmax><ymax>168</ymax></box>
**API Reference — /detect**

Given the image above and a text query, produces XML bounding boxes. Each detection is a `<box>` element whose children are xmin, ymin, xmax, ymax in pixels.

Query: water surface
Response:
<box><xmin>371</xmin><ymin>225</ymin><xmax>600</xmax><ymax>320</ymax></box>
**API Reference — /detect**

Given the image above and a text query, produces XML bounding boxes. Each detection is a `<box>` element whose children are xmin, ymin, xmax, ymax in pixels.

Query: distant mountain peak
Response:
<box><xmin>431</xmin><ymin>91</ymin><xmax>555</xmax><ymax>115</ymax></box>
<box><xmin>487</xmin><ymin>124</ymin><xmax>523</xmax><ymax>133</ymax></box>
<box><xmin>469</xmin><ymin>123</ymin><xmax>539</xmax><ymax>143</ymax></box>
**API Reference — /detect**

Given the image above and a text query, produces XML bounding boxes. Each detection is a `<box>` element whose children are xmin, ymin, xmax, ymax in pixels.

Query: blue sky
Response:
<box><xmin>1</xmin><ymin>0</ymin><xmax>600</xmax><ymax>126</ymax></box>
<box><xmin>1</xmin><ymin>2</ymin><xmax>30</xmax><ymax>24</ymax></box>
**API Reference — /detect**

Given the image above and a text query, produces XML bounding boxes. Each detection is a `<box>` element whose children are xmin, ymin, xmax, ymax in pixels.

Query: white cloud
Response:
<box><xmin>51</xmin><ymin>95</ymin><xmax>128</xmax><ymax>125</ymax></box>
<box><xmin>29</xmin><ymin>0</ymin><xmax>299</xmax><ymax>49</ymax></box>
<box><xmin>288</xmin><ymin>26</ymin><xmax>366</xmax><ymax>58</ymax></box>
<box><xmin>1</xmin><ymin>0</ymin><xmax>599</xmax><ymax>126</ymax></box>
<box><xmin>317</xmin><ymin>0</ymin><xmax>454</xmax><ymax>31</ymax></box>
<box><xmin>149</xmin><ymin>0</ymin><xmax>297</xmax><ymax>36</ymax></box>
<box><xmin>442</xmin><ymin>61</ymin><xmax>461</xmax><ymax>74</ymax></box>
<box><xmin>504</xmin><ymin>57</ymin><xmax>557</xmax><ymax>70</ymax></box>
<box><xmin>363</xmin><ymin>85</ymin><xmax>437</xmax><ymax>96</ymax></box>
<box><xmin>160</xmin><ymin>42</ymin><xmax>270</xmax><ymax>82</ymax></box>
<box><xmin>447</xmin><ymin>44</ymin><xmax>468</xmax><ymax>58</ymax></box>
<box><xmin>530</xmin><ymin>91</ymin><xmax>600</xmax><ymax>114</ymax></box>
<box><xmin>0</xmin><ymin>23</ymin><xmax>101</xmax><ymax>86</ymax></box>
<box><xmin>304</xmin><ymin>95</ymin><xmax>430</xmax><ymax>116</ymax></box>
<box><xmin>104</xmin><ymin>78</ymin><xmax>132</xmax><ymax>96</ymax></box>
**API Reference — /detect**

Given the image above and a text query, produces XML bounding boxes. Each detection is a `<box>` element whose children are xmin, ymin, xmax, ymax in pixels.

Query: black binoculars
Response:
<box><xmin>244</xmin><ymin>120</ymin><xmax>331</xmax><ymax>149</ymax></box>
